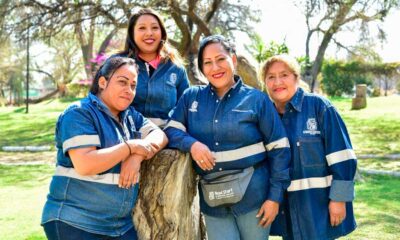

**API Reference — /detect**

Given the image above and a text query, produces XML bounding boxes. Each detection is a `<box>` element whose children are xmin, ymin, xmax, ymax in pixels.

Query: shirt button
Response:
<box><xmin>219</xmin><ymin>168</ymin><xmax>223</xmax><ymax>171</ymax></box>
<box><xmin>215</xmin><ymin>120</ymin><xmax>218</xmax><ymax>123</ymax></box>
<box><xmin>216</xmin><ymin>100</ymin><xmax>219</xmax><ymax>103</ymax></box>
<box><xmin>215</xmin><ymin>142</ymin><xmax>219</xmax><ymax>146</ymax></box>
<box><xmin>228</xmin><ymin>94</ymin><xmax>230</xmax><ymax>97</ymax></box>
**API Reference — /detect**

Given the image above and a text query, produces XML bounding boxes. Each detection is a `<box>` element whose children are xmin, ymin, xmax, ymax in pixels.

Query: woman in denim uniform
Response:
<box><xmin>115</xmin><ymin>8</ymin><xmax>190</xmax><ymax>127</ymax></box>
<box><xmin>261</xmin><ymin>55</ymin><xmax>357</xmax><ymax>240</ymax></box>
<box><xmin>41</xmin><ymin>57</ymin><xmax>168</xmax><ymax>240</ymax></box>
<box><xmin>164</xmin><ymin>35</ymin><xmax>291</xmax><ymax>240</ymax></box>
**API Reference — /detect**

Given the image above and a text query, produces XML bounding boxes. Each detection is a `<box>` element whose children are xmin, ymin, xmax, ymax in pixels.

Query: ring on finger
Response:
<box><xmin>200</xmin><ymin>160</ymin><xmax>204</xmax><ymax>163</ymax></box>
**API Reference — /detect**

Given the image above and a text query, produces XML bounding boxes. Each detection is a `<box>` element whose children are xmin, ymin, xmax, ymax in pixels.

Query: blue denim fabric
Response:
<box><xmin>165</xmin><ymin>76</ymin><xmax>291</xmax><ymax>217</ymax></box>
<box><xmin>204</xmin><ymin>208</ymin><xmax>271</xmax><ymax>240</ymax></box>
<box><xmin>42</xmin><ymin>93</ymin><xmax>158</xmax><ymax>236</ymax></box>
<box><xmin>43</xmin><ymin>220</ymin><xmax>137</xmax><ymax>240</ymax></box>
<box><xmin>111</xmin><ymin>54</ymin><xmax>190</xmax><ymax>120</ymax></box>
<box><xmin>270</xmin><ymin>88</ymin><xmax>357</xmax><ymax>240</ymax></box>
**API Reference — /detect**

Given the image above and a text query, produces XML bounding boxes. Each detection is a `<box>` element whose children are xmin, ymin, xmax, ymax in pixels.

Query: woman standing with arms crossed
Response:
<box><xmin>165</xmin><ymin>35</ymin><xmax>291</xmax><ymax>240</ymax></box>
<box><xmin>261</xmin><ymin>54</ymin><xmax>357</xmax><ymax>240</ymax></box>
<box><xmin>41</xmin><ymin>57</ymin><xmax>168</xmax><ymax>240</ymax></box>
<box><xmin>115</xmin><ymin>8</ymin><xmax>190</xmax><ymax>127</ymax></box>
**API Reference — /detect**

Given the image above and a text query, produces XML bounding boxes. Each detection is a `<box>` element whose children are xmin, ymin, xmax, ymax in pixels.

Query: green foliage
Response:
<box><xmin>321</xmin><ymin>59</ymin><xmax>386</xmax><ymax>96</ymax></box>
<box><xmin>245</xmin><ymin>33</ymin><xmax>289</xmax><ymax>64</ymax></box>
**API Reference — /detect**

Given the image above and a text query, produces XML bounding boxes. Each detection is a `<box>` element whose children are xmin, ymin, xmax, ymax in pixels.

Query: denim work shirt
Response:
<box><xmin>270</xmin><ymin>88</ymin><xmax>357</xmax><ymax>240</ymax></box>
<box><xmin>41</xmin><ymin>93</ymin><xmax>158</xmax><ymax>237</ymax></box>
<box><xmin>113</xmin><ymin>54</ymin><xmax>190</xmax><ymax>127</ymax></box>
<box><xmin>165</xmin><ymin>76</ymin><xmax>291</xmax><ymax>217</ymax></box>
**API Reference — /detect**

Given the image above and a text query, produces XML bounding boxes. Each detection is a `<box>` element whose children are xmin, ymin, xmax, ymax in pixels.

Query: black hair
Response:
<box><xmin>90</xmin><ymin>57</ymin><xmax>137</xmax><ymax>95</ymax></box>
<box><xmin>197</xmin><ymin>35</ymin><xmax>236</xmax><ymax>74</ymax></box>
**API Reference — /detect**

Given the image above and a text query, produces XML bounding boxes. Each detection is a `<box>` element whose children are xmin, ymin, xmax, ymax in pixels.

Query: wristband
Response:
<box><xmin>124</xmin><ymin>139</ymin><xmax>132</xmax><ymax>156</ymax></box>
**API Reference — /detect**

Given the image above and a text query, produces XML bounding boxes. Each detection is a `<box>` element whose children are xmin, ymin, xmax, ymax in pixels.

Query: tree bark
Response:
<box><xmin>133</xmin><ymin>149</ymin><xmax>205</xmax><ymax>240</ymax></box>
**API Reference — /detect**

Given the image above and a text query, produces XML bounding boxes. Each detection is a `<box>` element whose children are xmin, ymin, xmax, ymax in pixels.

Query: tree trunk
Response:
<box><xmin>133</xmin><ymin>149</ymin><xmax>205</xmax><ymax>240</ymax></box>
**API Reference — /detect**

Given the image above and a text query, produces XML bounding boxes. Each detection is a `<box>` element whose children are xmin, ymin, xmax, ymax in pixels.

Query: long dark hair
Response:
<box><xmin>120</xmin><ymin>8</ymin><xmax>183</xmax><ymax>66</ymax></box>
<box><xmin>90</xmin><ymin>57</ymin><xmax>137</xmax><ymax>95</ymax></box>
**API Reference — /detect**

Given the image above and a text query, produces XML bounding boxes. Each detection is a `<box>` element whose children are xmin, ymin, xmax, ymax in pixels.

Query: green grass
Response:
<box><xmin>330</xmin><ymin>95</ymin><xmax>400</xmax><ymax>156</ymax></box>
<box><xmin>0</xmin><ymin>98</ymin><xmax>77</xmax><ymax>147</ymax></box>
<box><xmin>0</xmin><ymin>165</ymin><xmax>398</xmax><ymax>240</ymax></box>
<box><xmin>0</xmin><ymin>164</ymin><xmax>54</xmax><ymax>240</ymax></box>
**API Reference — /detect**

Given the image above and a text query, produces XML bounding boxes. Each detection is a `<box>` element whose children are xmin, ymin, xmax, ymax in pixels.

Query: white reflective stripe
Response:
<box><xmin>212</xmin><ymin>142</ymin><xmax>266</xmax><ymax>163</ymax></box>
<box><xmin>55</xmin><ymin>166</ymin><xmax>120</xmax><ymax>185</ymax></box>
<box><xmin>287</xmin><ymin>175</ymin><xmax>332</xmax><ymax>192</ymax></box>
<box><xmin>140</xmin><ymin>121</ymin><xmax>159</xmax><ymax>138</ymax></box>
<box><xmin>326</xmin><ymin>149</ymin><xmax>356</xmax><ymax>166</ymax></box>
<box><xmin>265</xmin><ymin>137</ymin><xmax>290</xmax><ymax>151</ymax></box>
<box><xmin>147</xmin><ymin>118</ymin><xmax>167</xmax><ymax>128</ymax></box>
<box><xmin>63</xmin><ymin>135</ymin><xmax>100</xmax><ymax>153</ymax></box>
<box><xmin>164</xmin><ymin>120</ymin><xmax>187</xmax><ymax>132</ymax></box>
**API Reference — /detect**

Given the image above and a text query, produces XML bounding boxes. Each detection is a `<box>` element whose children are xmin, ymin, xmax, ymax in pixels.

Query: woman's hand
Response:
<box><xmin>329</xmin><ymin>201</ymin><xmax>346</xmax><ymax>227</ymax></box>
<box><xmin>256</xmin><ymin>200</ymin><xmax>279</xmax><ymax>228</ymax></box>
<box><xmin>128</xmin><ymin>139</ymin><xmax>152</xmax><ymax>158</ymax></box>
<box><xmin>119</xmin><ymin>154</ymin><xmax>144</xmax><ymax>189</ymax></box>
<box><xmin>190</xmin><ymin>141</ymin><xmax>215</xmax><ymax>171</ymax></box>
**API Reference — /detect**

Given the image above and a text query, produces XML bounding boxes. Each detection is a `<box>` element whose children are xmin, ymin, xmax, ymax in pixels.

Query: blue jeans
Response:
<box><xmin>204</xmin><ymin>209</ymin><xmax>271</xmax><ymax>240</ymax></box>
<box><xmin>43</xmin><ymin>220</ymin><xmax>137</xmax><ymax>240</ymax></box>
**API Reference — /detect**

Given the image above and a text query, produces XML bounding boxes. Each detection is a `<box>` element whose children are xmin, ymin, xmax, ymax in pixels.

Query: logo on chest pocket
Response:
<box><xmin>303</xmin><ymin>118</ymin><xmax>321</xmax><ymax>135</ymax></box>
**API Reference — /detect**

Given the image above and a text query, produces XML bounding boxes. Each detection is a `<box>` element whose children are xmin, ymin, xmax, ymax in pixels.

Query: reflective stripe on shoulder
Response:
<box><xmin>63</xmin><ymin>135</ymin><xmax>100</xmax><ymax>153</ymax></box>
<box><xmin>326</xmin><ymin>149</ymin><xmax>356</xmax><ymax>166</ymax></box>
<box><xmin>164</xmin><ymin>120</ymin><xmax>187</xmax><ymax>132</ymax></box>
<box><xmin>212</xmin><ymin>142</ymin><xmax>266</xmax><ymax>163</ymax></box>
<box><xmin>54</xmin><ymin>166</ymin><xmax>119</xmax><ymax>185</ymax></box>
<box><xmin>287</xmin><ymin>175</ymin><xmax>332</xmax><ymax>192</ymax></box>
<box><xmin>265</xmin><ymin>137</ymin><xmax>290</xmax><ymax>151</ymax></box>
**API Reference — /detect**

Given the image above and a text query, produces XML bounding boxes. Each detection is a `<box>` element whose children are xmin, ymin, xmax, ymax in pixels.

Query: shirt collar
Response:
<box><xmin>88</xmin><ymin>93</ymin><xmax>130</xmax><ymax>121</ymax></box>
<box><xmin>287</xmin><ymin>87</ymin><xmax>305</xmax><ymax>112</ymax></box>
<box><xmin>208</xmin><ymin>75</ymin><xmax>243</xmax><ymax>96</ymax></box>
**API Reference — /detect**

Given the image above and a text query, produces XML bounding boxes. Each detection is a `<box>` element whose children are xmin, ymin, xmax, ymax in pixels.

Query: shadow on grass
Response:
<box><xmin>13</xmin><ymin>107</ymin><xmax>26</xmax><ymax>113</ymax></box>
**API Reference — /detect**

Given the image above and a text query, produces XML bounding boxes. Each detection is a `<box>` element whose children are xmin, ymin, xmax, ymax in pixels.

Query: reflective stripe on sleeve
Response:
<box><xmin>287</xmin><ymin>175</ymin><xmax>332</xmax><ymax>192</ymax></box>
<box><xmin>326</xmin><ymin>149</ymin><xmax>356</xmax><ymax>166</ymax></box>
<box><xmin>139</xmin><ymin>120</ymin><xmax>159</xmax><ymax>138</ymax></box>
<box><xmin>212</xmin><ymin>142</ymin><xmax>266</xmax><ymax>163</ymax></box>
<box><xmin>147</xmin><ymin>118</ymin><xmax>168</xmax><ymax>128</ymax></box>
<box><xmin>63</xmin><ymin>135</ymin><xmax>100</xmax><ymax>153</ymax></box>
<box><xmin>265</xmin><ymin>137</ymin><xmax>290</xmax><ymax>151</ymax></box>
<box><xmin>55</xmin><ymin>166</ymin><xmax>120</xmax><ymax>185</ymax></box>
<box><xmin>164</xmin><ymin>120</ymin><xmax>187</xmax><ymax>132</ymax></box>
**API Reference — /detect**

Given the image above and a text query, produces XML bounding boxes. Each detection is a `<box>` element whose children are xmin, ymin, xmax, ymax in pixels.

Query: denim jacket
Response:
<box><xmin>41</xmin><ymin>93</ymin><xmax>158</xmax><ymax>236</ymax></box>
<box><xmin>112</xmin><ymin>54</ymin><xmax>190</xmax><ymax>126</ymax></box>
<box><xmin>270</xmin><ymin>88</ymin><xmax>357</xmax><ymax>240</ymax></box>
<box><xmin>165</xmin><ymin>76</ymin><xmax>291</xmax><ymax>217</ymax></box>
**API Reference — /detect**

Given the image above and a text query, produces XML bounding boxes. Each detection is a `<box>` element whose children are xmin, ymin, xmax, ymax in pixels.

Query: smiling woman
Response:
<box><xmin>113</xmin><ymin>8</ymin><xmax>190</xmax><ymax>128</ymax></box>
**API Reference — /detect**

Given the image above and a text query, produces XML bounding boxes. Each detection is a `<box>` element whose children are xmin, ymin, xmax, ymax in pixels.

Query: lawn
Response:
<box><xmin>0</xmin><ymin>98</ymin><xmax>78</xmax><ymax>148</ymax></box>
<box><xmin>0</xmin><ymin>164</ymin><xmax>399</xmax><ymax>240</ymax></box>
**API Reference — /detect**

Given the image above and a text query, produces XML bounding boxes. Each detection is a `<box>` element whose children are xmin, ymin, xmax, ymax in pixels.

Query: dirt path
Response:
<box><xmin>0</xmin><ymin>151</ymin><xmax>56</xmax><ymax>165</ymax></box>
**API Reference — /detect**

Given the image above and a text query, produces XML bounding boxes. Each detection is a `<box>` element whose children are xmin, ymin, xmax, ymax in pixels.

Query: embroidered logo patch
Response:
<box><xmin>303</xmin><ymin>118</ymin><xmax>321</xmax><ymax>135</ymax></box>
<box><xmin>169</xmin><ymin>73</ymin><xmax>177</xmax><ymax>85</ymax></box>
<box><xmin>189</xmin><ymin>101</ymin><xmax>198</xmax><ymax>112</ymax></box>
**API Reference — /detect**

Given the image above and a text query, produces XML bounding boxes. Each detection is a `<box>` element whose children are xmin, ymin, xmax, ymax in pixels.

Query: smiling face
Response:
<box><xmin>264</xmin><ymin>61</ymin><xmax>299</xmax><ymax>106</ymax></box>
<box><xmin>98</xmin><ymin>65</ymin><xmax>138</xmax><ymax>118</ymax></box>
<box><xmin>202</xmin><ymin>42</ymin><xmax>237</xmax><ymax>97</ymax></box>
<box><xmin>133</xmin><ymin>14</ymin><xmax>162</xmax><ymax>61</ymax></box>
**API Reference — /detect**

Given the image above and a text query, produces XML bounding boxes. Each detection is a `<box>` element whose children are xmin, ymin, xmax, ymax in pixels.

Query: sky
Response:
<box><xmin>236</xmin><ymin>0</ymin><xmax>400</xmax><ymax>63</ymax></box>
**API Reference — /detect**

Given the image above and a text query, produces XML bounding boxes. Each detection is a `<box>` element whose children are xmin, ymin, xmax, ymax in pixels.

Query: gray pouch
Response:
<box><xmin>200</xmin><ymin>166</ymin><xmax>254</xmax><ymax>207</ymax></box>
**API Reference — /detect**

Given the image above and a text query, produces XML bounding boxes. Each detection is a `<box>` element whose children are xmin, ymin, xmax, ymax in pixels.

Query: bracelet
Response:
<box><xmin>124</xmin><ymin>139</ymin><xmax>132</xmax><ymax>156</ymax></box>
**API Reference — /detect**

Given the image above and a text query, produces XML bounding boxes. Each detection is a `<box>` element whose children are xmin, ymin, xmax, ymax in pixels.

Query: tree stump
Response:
<box><xmin>133</xmin><ymin>149</ymin><xmax>205</xmax><ymax>240</ymax></box>
<box><xmin>351</xmin><ymin>84</ymin><xmax>367</xmax><ymax>110</ymax></box>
